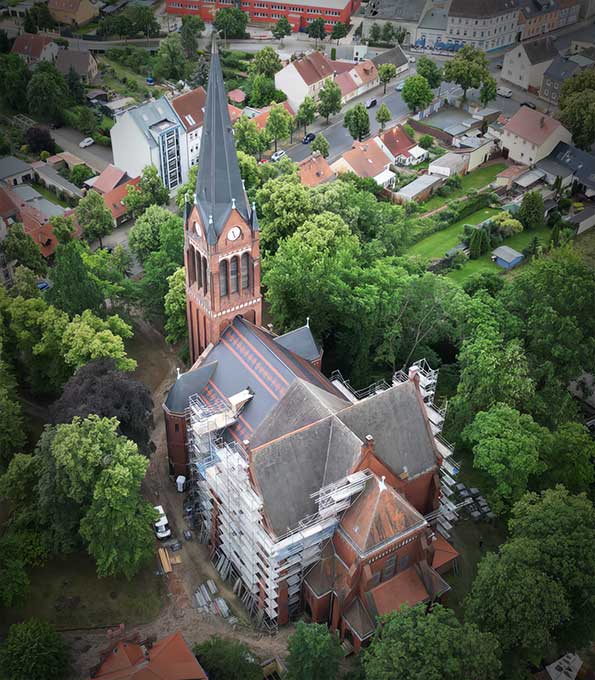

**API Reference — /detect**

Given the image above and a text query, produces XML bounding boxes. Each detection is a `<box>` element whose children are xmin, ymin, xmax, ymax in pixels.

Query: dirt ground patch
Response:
<box><xmin>65</xmin><ymin>319</ymin><xmax>295</xmax><ymax>679</ymax></box>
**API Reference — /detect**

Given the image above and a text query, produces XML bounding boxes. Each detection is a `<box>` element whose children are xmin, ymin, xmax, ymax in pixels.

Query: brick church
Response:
<box><xmin>163</xmin><ymin>37</ymin><xmax>459</xmax><ymax>650</ymax></box>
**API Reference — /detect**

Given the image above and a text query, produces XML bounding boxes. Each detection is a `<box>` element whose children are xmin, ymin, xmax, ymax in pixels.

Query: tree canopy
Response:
<box><xmin>285</xmin><ymin>622</ymin><xmax>342</xmax><ymax>680</ymax></box>
<box><xmin>443</xmin><ymin>44</ymin><xmax>491</xmax><ymax>98</ymax></box>
<box><xmin>401</xmin><ymin>75</ymin><xmax>433</xmax><ymax>112</ymax></box>
<box><xmin>214</xmin><ymin>7</ymin><xmax>248</xmax><ymax>39</ymax></box>
<box><xmin>416</xmin><ymin>56</ymin><xmax>442</xmax><ymax>88</ymax></box>
<box><xmin>76</xmin><ymin>189</ymin><xmax>114</xmax><ymax>247</ymax></box>
<box><xmin>0</xmin><ymin>619</ymin><xmax>69</xmax><ymax>680</ymax></box>
<box><xmin>317</xmin><ymin>78</ymin><xmax>342</xmax><ymax>122</ymax></box>
<box><xmin>344</xmin><ymin>103</ymin><xmax>370</xmax><ymax>141</ymax></box>
<box><xmin>194</xmin><ymin>636</ymin><xmax>262</xmax><ymax>680</ymax></box>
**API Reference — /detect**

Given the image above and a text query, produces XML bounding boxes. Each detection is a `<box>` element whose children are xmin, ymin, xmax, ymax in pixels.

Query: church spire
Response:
<box><xmin>195</xmin><ymin>33</ymin><xmax>249</xmax><ymax>245</ymax></box>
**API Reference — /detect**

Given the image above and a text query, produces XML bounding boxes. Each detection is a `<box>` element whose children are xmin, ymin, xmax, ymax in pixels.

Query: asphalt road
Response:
<box><xmin>51</xmin><ymin>127</ymin><xmax>114</xmax><ymax>173</ymax></box>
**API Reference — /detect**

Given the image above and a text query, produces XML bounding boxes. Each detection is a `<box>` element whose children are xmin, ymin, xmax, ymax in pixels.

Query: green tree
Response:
<box><xmin>363</xmin><ymin>604</ymin><xmax>501</xmax><ymax>680</ymax></box>
<box><xmin>265</xmin><ymin>102</ymin><xmax>293</xmax><ymax>152</ymax></box>
<box><xmin>66</xmin><ymin>66</ymin><xmax>84</xmax><ymax>103</ymax></box>
<box><xmin>234</xmin><ymin>115</ymin><xmax>263</xmax><ymax>156</ymax></box>
<box><xmin>415</xmin><ymin>55</ymin><xmax>442</xmax><ymax>89</ymax></box>
<box><xmin>0</xmin><ymin>357</ymin><xmax>26</xmax><ymax>470</ymax></box>
<box><xmin>463</xmin><ymin>404</ymin><xmax>546</xmax><ymax>514</ymax></box>
<box><xmin>375</xmin><ymin>102</ymin><xmax>391</xmax><ymax>130</ymax></box>
<box><xmin>508</xmin><ymin>486</ymin><xmax>595</xmax><ymax>649</ymax></box>
<box><xmin>0</xmin><ymin>29</ymin><xmax>10</xmax><ymax>53</ymax></box>
<box><xmin>443</xmin><ymin>44</ymin><xmax>490</xmax><ymax>99</ymax></box>
<box><xmin>246</xmin><ymin>72</ymin><xmax>279</xmax><ymax>108</ymax></box>
<box><xmin>194</xmin><ymin>636</ymin><xmax>262</xmax><ymax>680</ymax></box>
<box><xmin>479</xmin><ymin>74</ymin><xmax>497</xmax><ymax>106</ymax></box>
<box><xmin>69</xmin><ymin>163</ymin><xmax>94</xmax><ymax>187</ymax></box>
<box><xmin>62</xmin><ymin>311</ymin><xmax>136</xmax><ymax>372</ymax></box>
<box><xmin>10</xmin><ymin>265</ymin><xmax>40</xmax><ymax>299</ymax></box>
<box><xmin>418</xmin><ymin>133</ymin><xmax>433</xmax><ymax>149</ymax></box>
<box><xmin>307</xmin><ymin>17</ymin><xmax>327</xmax><ymax>47</ymax></box>
<box><xmin>0</xmin><ymin>619</ymin><xmax>69</xmax><ymax>680</ymax></box>
<box><xmin>51</xmin><ymin>214</ymin><xmax>76</xmax><ymax>244</ymax></box>
<box><xmin>311</xmin><ymin>133</ymin><xmax>330</xmax><ymax>158</ymax></box>
<box><xmin>518</xmin><ymin>190</ymin><xmax>545</xmax><ymax>230</ymax></box>
<box><xmin>126</xmin><ymin>5</ymin><xmax>159</xmax><ymax>37</ymax></box>
<box><xmin>317</xmin><ymin>78</ymin><xmax>342</xmax><ymax>122</ymax></box>
<box><xmin>539</xmin><ymin>422</ymin><xmax>595</xmax><ymax>493</ymax></box>
<box><xmin>129</xmin><ymin>205</ymin><xmax>183</xmax><ymax>263</ymax></box>
<box><xmin>381</xmin><ymin>21</ymin><xmax>395</xmax><ymax>44</ymax></box>
<box><xmin>344</xmin><ymin>103</ymin><xmax>370</xmax><ymax>141</ymax></box>
<box><xmin>401</xmin><ymin>74</ymin><xmax>433</xmax><ymax>112</ymax></box>
<box><xmin>560</xmin><ymin>89</ymin><xmax>595</xmax><ymax>150</ymax></box>
<box><xmin>214</xmin><ymin>7</ymin><xmax>248</xmax><ymax>39</ymax></box>
<box><xmin>24</xmin><ymin>10</ymin><xmax>37</xmax><ymax>32</ymax></box>
<box><xmin>286</xmin><ymin>622</ymin><xmax>342</xmax><ymax>680</ymax></box>
<box><xmin>26</xmin><ymin>62</ymin><xmax>68</xmax><ymax>122</ymax></box>
<box><xmin>190</xmin><ymin>53</ymin><xmax>210</xmax><ymax>88</ymax></box>
<box><xmin>155</xmin><ymin>33</ymin><xmax>188</xmax><ymax>81</ymax></box>
<box><xmin>559</xmin><ymin>66</ymin><xmax>595</xmax><ymax>108</ymax></box>
<box><xmin>296</xmin><ymin>95</ymin><xmax>317</xmax><ymax>134</ymax></box>
<box><xmin>272</xmin><ymin>16</ymin><xmax>292</xmax><ymax>43</ymax></box>
<box><xmin>123</xmin><ymin>164</ymin><xmax>169</xmax><ymax>216</ymax></box>
<box><xmin>0</xmin><ymin>54</ymin><xmax>31</xmax><ymax>112</ymax></box>
<box><xmin>368</xmin><ymin>22</ymin><xmax>381</xmax><ymax>43</ymax></box>
<box><xmin>377</xmin><ymin>62</ymin><xmax>397</xmax><ymax>94</ymax></box>
<box><xmin>176</xmin><ymin>164</ymin><xmax>199</xmax><ymax>210</ymax></box>
<box><xmin>249</xmin><ymin>46</ymin><xmax>282</xmax><ymax>77</ymax></box>
<box><xmin>48</xmin><ymin>241</ymin><xmax>104</xmax><ymax>317</ymax></box>
<box><xmin>331</xmin><ymin>22</ymin><xmax>349</xmax><ymax>44</ymax></box>
<box><xmin>164</xmin><ymin>266</ymin><xmax>187</xmax><ymax>344</ymax></box>
<box><xmin>77</xmin><ymin>189</ymin><xmax>114</xmax><ymax>247</ymax></box>
<box><xmin>180</xmin><ymin>15</ymin><xmax>204</xmax><ymax>57</ymax></box>
<box><xmin>237</xmin><ymin>150</ymin><xmax>260</xmax><ymax>191</ymax></box>
<box><xmin>465</xmin><ymin>540</ymin><xmax>569</xmax><ymax>671</ymax></box>
<box><xmin>1</xmin><ymin>222</ymin><xmax>47</xmax><ymax>275</ymax></box>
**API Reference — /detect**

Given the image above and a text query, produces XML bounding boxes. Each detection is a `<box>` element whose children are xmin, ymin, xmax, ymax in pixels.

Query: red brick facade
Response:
<box><xmin>165</xmin><ymin>0</ymin><xmax>360</xmax><ymax>33</ymax></box>
<box><xmin>185</xmin><ymin>204</ymin><xmax>262</xmax><ymax>366</ymax></box>
<box><xmin>163</xmin><ymin>409</ymin><xmax>188</xmax><ymax>477</ymax></box>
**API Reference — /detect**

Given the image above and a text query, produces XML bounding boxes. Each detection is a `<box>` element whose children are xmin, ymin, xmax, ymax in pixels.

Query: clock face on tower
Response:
<box><xmin>228</xmin><ymin>226</ymin><xmax>242</xmax><ymax>242</ymax></box>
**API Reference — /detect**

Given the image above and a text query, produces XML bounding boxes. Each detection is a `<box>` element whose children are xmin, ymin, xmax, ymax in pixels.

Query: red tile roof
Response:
<box><xmin>0</xmin><ymin>186</ymin><xmax>18</xmax><ymax>218</ymax></box>
<box><xmin>504</xmin><ymin>107</ymin><xmax>566</xmax><ymax>146</ymax></box>
<box><xmin>92</xmin><ymin>164</ymin><xmax>128</xmax><ymax>195</ymax></box>
<box><xmin>335</xmin><ymin>71</ymin><xmax>357</xmax><ymax>97</ymax></box>
<box><xmin>11</xmin><ymin>33</ymin><xmax>55</xmax><ymax>61</ymax></box>
<box><xmin>370</xmin><ymin>566</ymin><xmax>429</xmax><ymax>616</ymax></box>
<box><xmin>228</xmin><ymin>88</ymin><xmax>246</xmax><ymax>104</ymax></box>
<box><xmin>293</xmin><ymin>51</ymin><xmax>335</xmax><ymax>85</ymax></box>
<box><xmin>251</xmin><ymin>101</ymin><xmax>295</xmax><ymax>130</ymax></box>
<box><xmin>431</xmin><ymin>533</ymin><xmax>460</xmax><ymax>572</ymax></box>
<box><xmin>298</xmin><ymin>153</ymin><xmax>336</xmax><ymax>187</ymax></box>
<box><xmin>171</xmin><ymin>87</ymin><xmax>242</xmax><ymax>132</ymax></box>
<box><xmin>351</xmin><ymin>60</ymin><xmax>378</xmax><ymax>87</ymax></box>
<box><xmin>102</xmin><ymin>176</ymin><xmax>140</xmax><ymax>221</ymax></box>
<box><xmin>48</xmin><ymin>0</ymin><xmax>85</xmax><ymax>12</ymax></box>
<box><xmin>337</xmin><ymin>140</ymin><xmax>391</xmax><ymax>179</ymax></box>
<box><xmin>380</xmin><ymin>125</ymin><xmax>415</xmax><ymax>158</ymax></box>
<box><xmin>91</xmin><ymin>631</ymin><xmax>207</xmax><ymax>680</ymax></box>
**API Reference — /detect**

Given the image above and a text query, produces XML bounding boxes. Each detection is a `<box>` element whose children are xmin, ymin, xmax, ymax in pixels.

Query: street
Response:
<box><xmin>51</xmin><ymin>127</ymin><xmax>113</xmax><ymax>173</ymax></box>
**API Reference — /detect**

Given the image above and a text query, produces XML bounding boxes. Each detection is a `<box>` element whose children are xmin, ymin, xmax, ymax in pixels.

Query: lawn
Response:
<box><xmin>2</xmin><ymin>553</ymin><xmax>164</xmax><ymax>633</ymax></box>
<box><xmin>406</xmin><ymin>208</ymin><xmax>500</xmax><ymax>259</ymax></box>
<box><xmin>31</xmin><ymin>182</ymin><xmax>70</xmax><ymax>208</ymax></box>
<box><xmin>447</xmin><ymin>224</ymin><xmax>551</xmax><ymax>284</ymax></box>
<box><xmin>575</xmin><ymin>228</ymin><xmax>595</xmax><ymax>269</ymax></box>
<box><xmin>420</xmin><ymin>163</ymin><xmax>507</xmax><ymax>212</ymax></box>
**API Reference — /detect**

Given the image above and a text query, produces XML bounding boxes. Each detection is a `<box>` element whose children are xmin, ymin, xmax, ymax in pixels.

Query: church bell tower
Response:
<box><xmin>184</xmin><ymin>36</ymin><xmax>262</xmax><ymax>365</ymax></box>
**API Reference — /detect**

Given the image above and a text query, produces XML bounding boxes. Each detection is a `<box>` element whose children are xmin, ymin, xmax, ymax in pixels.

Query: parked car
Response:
<box><xmin>302</xmin><ymin>132</ymin><xmax>316</xmax><ymax>144</ymax></box>
<box><xmin>271</xmin><ymin>150</ymin><xmax>286</xmax><ymax>162</ymax></box>
<box><xmin>521</xmin><ymin>101</ymin><xmax>537</xmax><ymax>110</ymax></box>
<box><xmin>146</xmin><ymin>76</ymin><xmax>155</xmax><ymax>86</ymax></box>
<box><xmin>395</xmin><ymin>81</ymin><xmax>406</xmax><ymax>91</ymax></box>
<box><xmin>496</xmin><ymin>86</ymin><xmax>513</xmax><ymax>98</ymax></box>
<box><xmin>79</xmin><ymin>137</ymin><xmax>95</xmax><ymax>148</ymax></box>
<box><xmin>408</xmin><ymin>56</ymin><xmax>416</xmax><ymax>63</ymax></box>
<box><xmin>36</xmin><ymin>280</ymin><xmax>50</xmax><ymax>291</ymax></box>
<box><xmin>258</xmin><ymin>158</ymin><xmax>269</xmax><ymax>164</ymax></box>
<box><xmin>153</xmin><ymin>505</ymin><xmax>171</xmax><ymax>540</ymax></box>
<box><xmin>496</xmin><ymin>63</ymin><xmax>503</xmax><ymax>70</ymax></box>
<box><xmin>365</xmin><ymin>98</ymin><xmax>377</xmax><ymax>109</ymax></box>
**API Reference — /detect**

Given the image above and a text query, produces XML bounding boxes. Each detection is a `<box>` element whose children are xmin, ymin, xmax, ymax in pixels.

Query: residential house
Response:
<box><xmin>10</xmin><ymin>33</ymin><xmax>59</xmax><ymax>64</ymax></box>
<box><xmin>331</xmin><ymin>140</ymin><xmax>395</xmax><ymax>187</ymax></box>
<box><xmin>557</xmin><ymin>0</ymin><xmax>582</xmax><ymax>26</ymax></box>
<box><xmin>517</xmin><ymin>0</ymin><xmax>559</xmax><ymax>39</ymax></box>
<box><xmin>492</xmin><ymin>245</ymin><xmax>524</xmax><ymax>268</ymax></box>
<box><xmin>334</xmin><ymin>59</ymin><xmax>379</xmax><ymax>105</ymax></box>
<box><xmin>249</xmin><ymin>101</ymin><xmax>295</xmax><ymax>131</ymax></box>
<box><xmin>274</xmin><ymin>51</ymin><xmax>337</xmax><ymax>113</ymax></box>
<box><xmin>111</xmin><ymin>97</ymin><xmax>186</xmax><ymax>191</ymax></box>
<box><xmin>495</xmin><ymin>163</ymin><xmax>530</xmax><ymax>188</ymax></box>
<box><xmin>429</xmin><ymin>152</ymin><xmax>469</xmax><ymax>177</ymax></box>
<box><xmin>537</xmin><ymin>142</ymin><xmax>595</xmax><ymax>197</ymax></box>
<box><xmin>445</xmin><ymin>0</ymin><xmax>520</xmax><ymax>52</ymax></box>
<box><xmin>455</xmin><ymin>136</ymin><xmax>495</xmax><ymax>171</ymax></box>
<box><xmin>501</xmin><ymin>37</ymin><xmax>558</xmax><ymax>91</ymax></box>
<box><xmin>361</xmin><ymin>0</ymin><xmax>428</xmax><ymax>45</ymax></box>
<box><xmin>500</xmin><ymin>107</ymin><xmax>571</xmax><ymax>165</ymax></box>
<box><xmin>568</xmin><ymin>206</ymin><xmax>595</xmax><ymax>234</ymax></box>
<box><xmin>55</xmin><ymin>49</ymin><xmax>98</xmax><ymax>83</ymax></box>
<box><xmin>101</xmin><ymin>177</ymin><xmax>140</xmax><ymax>226</ymax></box>
<box><xmin>89</xmin><ymin>630</ymin><xmax>208</xmax><ymax>680</ymax></box>
<box><xmin>48</xmin><ymin>0</ymin><xmax>100</xmax><ymax>24</ymax></box>
<box><xmin>298</xmin><ymin>152</ymin><xmax>336</xmax><ymax>187</ymax></box>
<box><xmin>371</xmin><ymin>44</ymin><xmax>409</xmax><ymax>75</ymax></box>
<box><xmin>0</xmin><ymin>156</ymin><xmax>33</xmax><ymax>186</ymax></box>
<box><xmin>394</xmin><ymin>174</ymin><xmax>445</xmax><ymax>203</ymax></box>
<box><xmin>86</xmin><ymin>164</ymin><xmax>130</xmax><ymax>194</ymax></box>
<box><xmin>376</xmin><ymin>125</ymin><xmax>428</xmax><ymax>166</ymax></box>
<box><xmin>540</xmin><ymin>54</ymin><xmax>594</xmax><ymax>104</ymax></box>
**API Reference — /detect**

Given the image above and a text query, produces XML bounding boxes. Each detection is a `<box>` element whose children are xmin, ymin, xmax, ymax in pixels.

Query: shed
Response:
<box><xmin>394</xmin><ymin>174</ymin><xmax>444</xmax><ymax>203</ymax></box>
<box><xmin>428</xmin><ymin>152</ymin><xmax>468</xmax><ymax>177</ymax></box>
<box><xmin>568</xmin><ymin>206</ymin><xmax>595</xmax><ymax>235</ymax></box>
<box><xmin>492</xmin><ymin>245</ymin><xmax>524</xmax><ymax>269</ymax></box>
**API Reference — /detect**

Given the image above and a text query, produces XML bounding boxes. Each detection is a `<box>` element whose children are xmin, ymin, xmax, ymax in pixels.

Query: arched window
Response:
<box><xmin>195</xmin><ymin>249</ymin><xmax>202</xmax><ymax>289</ymax></box>
<box><xmin>202</xmin><ymin>257</ymin><xmax>208</xmax><ymax>294</ymax></box>
<box><xmin>187</xmin><ymin>248</ymin><xmax>196</xmax><ymax>284</ymax></box>
<box><xmin>241</xmin><ymin>252</ymin><xmax>250</xmax><ymax>289</ymax></box>
<box><xmin>219</xmin><ymin>259</ymin><xmax>228</xmax><ymax>296</ymax></box>
<box><xmin>230</xmin><ymin>256</ymin><xmax>239</xmax><ymax>294</ymax></box>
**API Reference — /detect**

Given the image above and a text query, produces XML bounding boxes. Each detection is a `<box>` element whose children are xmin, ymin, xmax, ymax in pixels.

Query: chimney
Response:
<box><xmin>540</xmin><ymin>116</ymin><xmax>545</xmax><ymax>128</ymax></box>
<box><xmin>408</xmin><ymin>365</ymin><xmax>420</xmax><ymax>390</ymax></box>
<box><xmin>399</xmin><ymin>465</ymin><xmax>409</xmax><ymax>480</ymax></box>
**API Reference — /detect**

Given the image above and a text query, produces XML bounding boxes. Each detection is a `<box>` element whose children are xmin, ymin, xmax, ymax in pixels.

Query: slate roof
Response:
<box><xmin>544</xmin><ymin>56</ymin><xmax>581</xmax><ymax>81</ymax></box>
<box><xmin>195</xmin><ymin>38</ymin><xmax>250</xmax><ymax>244</ymax></box>
<box><xmin>164</xmin><ymin>363</ymin><xmax>217</xmax><ymax>413</ymax></box>
<box><xmin>339</xmin><ymin>476</ymin><xmax>426</xmax><ymax>554</ymax></box>
<box><xmin>0</xmin><ymin>156</ymin><xmax>31</xmax><ymax>180</ymax></box>
<box><xmin>55</xmin><ymin>49</ymin><xmax>95</xmax><ymax>78</ymax></box>
<box><xmin>493</xmin><ymin>245</ymin><xmax>523</xmax><ymax>262</ymax></box>
<box><xmin>418</xmin><ymin>6</ymin><xmax>448</xmax><ymax>30</ymax></box>
<box><xmin>449</xmin><ymin>0</ymin><xmax>518</xmax><ymax>17</ymax></box>
<box><xmin>274</xmin><ymin>324</ymin><xmax>321</xmax><ymax>362</ymax></box>
<box><xmin>371</xmin><ymin>45</ymin><xmax>408</xmax><ymax>69</ymax></box>
<box><xmin>538</xmin><ymin>142</ymin><xmax>595</xmax><ymax>189</ymax></box>
<box><xmin>126</xmin><ymin>98</ymin><xmax>179</xmax><ymax>149</ymax></box>
<box><xmin>524</xmin><ymin>37</ymin><xmax>558</xmax><ymax>64</ymax></box>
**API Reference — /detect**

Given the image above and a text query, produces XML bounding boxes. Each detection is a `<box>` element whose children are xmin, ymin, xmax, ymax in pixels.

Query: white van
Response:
<box><xmin>497</xmin><ymin>86</ymin><xmax>513</xmax><ymax>98</ymax></box>
<box><xmin>153</xmin><ymin>505</ymin><xmax>171</xmax><ymax>540</ymax></box>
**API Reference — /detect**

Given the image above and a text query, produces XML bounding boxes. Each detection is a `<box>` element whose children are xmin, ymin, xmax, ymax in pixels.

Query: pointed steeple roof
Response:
<box><xmin>195</xmin><ymin>35</ymin><xmax>249</xmax><ymax>244</ymax></box>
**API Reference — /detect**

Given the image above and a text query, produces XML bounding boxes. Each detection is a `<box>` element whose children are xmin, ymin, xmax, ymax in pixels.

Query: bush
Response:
<box><xmin>558</xmin><ymin>197</ymin><xmax>571</xmax><ymax>212</ymax></box>
<box><xmin>331</xmin><ymin>47</ymin><xmax>336</xmax><ymax>60</ymax></box>
<box><xmin>40</xmin><ymin>150</ymin><xmax>50</xmax><ymax>161</ymax></box>
<box><xmin>419</xmin><ymin>134</ymin><xmax>434</xmax><ymax>149</ymax></box>
<box><xmin>403</xmin><ymin>124</ymin><xmax>415</xmax><ymax>139</ymax></box>
<box><xmin>92</xmin><ymin>133</ymin><xmax>111</xmax><ymax>146</ymax></box>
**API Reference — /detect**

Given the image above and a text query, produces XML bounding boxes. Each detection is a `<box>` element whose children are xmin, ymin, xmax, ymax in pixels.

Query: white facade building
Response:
<box><xmin>446</xmin><ymin>0</ymin><xmax>520</xmax><ymax>51</ymax></box>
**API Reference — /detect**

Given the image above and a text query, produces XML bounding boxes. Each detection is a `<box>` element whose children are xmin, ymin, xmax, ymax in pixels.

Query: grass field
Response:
<box><xmin>420</xmin><ymin>164</ymin><xmax>507</xmax><ymax>212</ymax></box>
<box><xmin>406</xmin><ymin>208</ymin><xmax>500</xmax><ymax>259</ymax></box>
<box><xmin>2</xmin><ymin>553</ymin><xmax>164</xmax><ymax>633</ymax></box>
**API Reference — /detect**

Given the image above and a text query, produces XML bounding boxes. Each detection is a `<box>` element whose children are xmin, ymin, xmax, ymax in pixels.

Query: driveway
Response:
<box><xmin>51</xmin><ymin>127</ymin><xmax>113</xmax><ymax>173</ymax></box>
